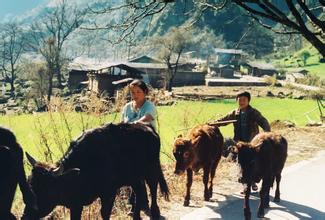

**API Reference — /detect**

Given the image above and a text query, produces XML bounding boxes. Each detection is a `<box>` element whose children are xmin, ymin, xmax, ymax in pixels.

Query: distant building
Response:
<box><xmin>214</xmin><ymin>48</ymin><xmax>244</xmax><ymax>69</ymax></box>
<box><xmin>243</xmin><ymin>62</ymin><xmax>277</xmax><ymax>77</ymax></box>
<box><xmin>209</xmin><ymin>64</ymin><xmax>235</xmax><ymax>78</ymax></box>
<box><xmin>68</xmin><ymin>69</ymin><xmax>89</xmax><ymax>91</ymax></box>
<box><xmin>128</xmin><ymin>55</ymin><xmax>162</xmax><ymax>64</ymax></box>
<box><xmin>88</xmin><ymin>64</ymin><xmax>143</xmax><ymax>95</ymax></box>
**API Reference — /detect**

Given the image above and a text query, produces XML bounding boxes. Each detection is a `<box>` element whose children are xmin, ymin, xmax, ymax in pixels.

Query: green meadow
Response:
<box><xmin>0</xmin><ymin>98</ymin><xmax>321</xmax><ymax>165</ymax></box>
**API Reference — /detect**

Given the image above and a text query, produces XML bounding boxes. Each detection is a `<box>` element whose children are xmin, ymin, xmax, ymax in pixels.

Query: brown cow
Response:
<box><xmin>173</xmin><ymin>124</ymin><xmax>223</xmax><ymax>206</ymax></box>
<box><xmin>229</xmin><ymin>132</ymin><xmax>287</xmax><ymax>219</ymax></box>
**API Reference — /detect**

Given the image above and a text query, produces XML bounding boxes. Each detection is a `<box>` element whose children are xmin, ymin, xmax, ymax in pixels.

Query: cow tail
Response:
<box><xmin>158</xmin><ymin>163</ymin><xmax>170</xmax><ymax>201</ymax></box>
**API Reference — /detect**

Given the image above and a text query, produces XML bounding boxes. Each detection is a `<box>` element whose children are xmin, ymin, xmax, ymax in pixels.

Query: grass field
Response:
<box><xmin>273</xmin><ymin>45</ymin><xmax>325</xmax><ymax>79</ymax></box>
<box><xmin>0</xmin><ymin>98</ymin><xmax>321</xmax><ymax>165</ymax></box>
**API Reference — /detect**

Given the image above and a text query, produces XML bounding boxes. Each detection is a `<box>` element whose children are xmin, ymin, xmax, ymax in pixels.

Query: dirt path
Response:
<box><xmin>182</xmin><ymin>151</ymin><xmax>325</xmax><ymax>220</ymax></box>
<box><xmin>142</xmin><ymin>126</ymin><xmax>325</xmax><ymax>220</ymax></box>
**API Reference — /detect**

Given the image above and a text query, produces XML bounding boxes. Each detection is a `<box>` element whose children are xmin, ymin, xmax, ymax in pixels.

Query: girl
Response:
<box><xmin>121</xmin><ymin>79</ymin><xmax>157</xmax><ymax>131</ymax></box>
<box><xmin>121</xmin><ymin>79</ymin><xmax>157</xmax><ymax>216</ymax></box>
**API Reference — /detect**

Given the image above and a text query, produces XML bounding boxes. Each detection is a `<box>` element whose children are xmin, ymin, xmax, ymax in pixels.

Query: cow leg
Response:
<box><xmin>264</xmin><ymin>185</ymin><xmax>271</xmax><ymax>209</ymax></box>
<box><xmin>243</xmin><ymin>183</ymin><xmax>252</xmax><ymax>220</ymax></box>
<box><xmin>146</xmin><ymin>178</ymin><xmax>160</xmax><ymax>220</ymax></box>
<box><xmin>203</xmin><ymin>165</ymin><xmax>210</xmax><ymax>201</ymax></box>
<box><xmin>70</xmin><ymin>206</ymin><xmax>83</xmax><ymax>220</ymax></box>
<box><xmin>100</xmin><ymin>193</ymin><xmax>116</xmax><ymax>220</ymax></box>
<box><xmin>0</xmin><ymin>213</ymin><xmax>16</xmax><ymax>220</ymax></box>
<box><xmin>184</xmin><ymin>168</ymin><xmax>193</xmax><ymax>206</ymax></box>
<box><xmin>131</xmin><ymin>182</ymin><xmax>148</xmax><ymax>220</ymax></box>
<box><xmin>274</xmin><ymin>174</ymin><xmax>281</xmax><ymax>203</ymax></box>
<box><xmin>208</xmin><ymin>159</ymin><xmax>219</xmax><ymax>199</ymax></box>
<box><xmin>258</xmin><ymin>177</ymin><xmax>271</xmax><ymax>218</ymax></box>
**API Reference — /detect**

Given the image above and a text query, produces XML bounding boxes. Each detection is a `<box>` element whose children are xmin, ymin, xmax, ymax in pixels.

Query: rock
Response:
<box><xmin>266</xmin><ymin>91</ymin><xmax>275</xmax><ymax>97</ymax></box>
<box><xmin>157</xmin><ymin>100</ymin><xmax>176</xmax><ymax>106</ymax></box>
<box><xmin>293</xmin><ymin>93</ymin><xmax>306</xmax><ymax>99</ymax></box>
<box><xmin>0</xmin><ymin>96</ymin><xmax>9</xmax><ymax>104</ymax></box>
<box><xmin>7</xmin><ymin>100</ymin><xmax>18</xmax><ymax>107</ymax></box>
<box><xmin>271</xmin><ymin>120</ymin><xmax>296</xmax><ymax>129</ymax></box>
<box><xmin>75</xmin><ymin>105</ymin><xmax>83</xmax><ymax>112</ymax></box>
<box><xmin>277</xmin><ymin>92</ymin><xmax>286</xmax><ymax>99</ymax></box>
<box><xmin>0</xmin><ymin>109</ymin><xmax>6</xmax><ymax>115</ymax></box>
<box><xmin>306</xmin><ymin>122</ymin><xmax>323</xmax><ymax>127</ymax></box>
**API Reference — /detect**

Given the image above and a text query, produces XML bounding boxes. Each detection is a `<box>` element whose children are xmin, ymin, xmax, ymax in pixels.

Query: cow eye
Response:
<box><xmin>183</xmin><ymin>152</ymin><xmax>190</xmax><ymax>158</ymax></box>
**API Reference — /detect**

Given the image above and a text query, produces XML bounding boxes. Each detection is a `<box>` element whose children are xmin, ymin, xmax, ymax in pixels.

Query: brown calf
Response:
<box><xmin>230</xmin><ymin>132</ymin><xmax>288</xmax><ymax>219</ymax></box>
<box><xmin>173</xmin><ymin>124</ymin><xmax>223</xmax><ymax>206</ymax></box>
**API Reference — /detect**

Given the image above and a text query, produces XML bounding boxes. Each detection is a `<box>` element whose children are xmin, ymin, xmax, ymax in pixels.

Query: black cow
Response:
<box><xmin>230</xmin><ymin>132</ymin><xmax>287</xmax><ymax>219</ymax></box>
<box><xmin>23</xmin><ymin>123</ymin><xmax>169</xmax><ymax>220</ymax></box>
<box><xmin>0</xmin><ymin>127</ymin><xmax>37</xmax><ymax>220</ymax></box>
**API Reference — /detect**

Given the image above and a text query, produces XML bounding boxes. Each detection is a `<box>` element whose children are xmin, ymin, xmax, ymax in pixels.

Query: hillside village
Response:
<box><xmin>0</xmin><ymin>1</ymin><xmax>325</xmax><ymax>220</ymax></box>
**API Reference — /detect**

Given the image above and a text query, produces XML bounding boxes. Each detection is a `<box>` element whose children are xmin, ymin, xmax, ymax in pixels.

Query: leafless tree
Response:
<box><xmin>28</xmin><ymin>0</ymin><xmax>85</xmax><ymax>91</ymax></box>
<box><xmin>0</xmin><ymin>23</ymin><xmax>25</xmax><ymax>97</ymax></box>
<box><xmin>154</xmin><ymin>27</ymin><xmax>191</xmax><ymax>91</ymax></box>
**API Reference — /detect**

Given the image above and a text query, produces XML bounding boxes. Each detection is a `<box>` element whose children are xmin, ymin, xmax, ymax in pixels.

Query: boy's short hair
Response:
<box><xmin>236</xmin><ymin>91</ymin><xmax>251</xmax><ymax>102</ymax></box>
<box><xmin>129</xmin><ymin>79</ymin><xmax>149</xmax><ymax>95</ymax></box>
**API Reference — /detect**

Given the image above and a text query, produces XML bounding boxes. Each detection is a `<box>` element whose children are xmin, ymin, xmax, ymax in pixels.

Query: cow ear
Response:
<box><xmin>191</xmin><ymin>136</ymin><xmax>201</xmax><ymax>146</ymax></box>
<box><xmin>26</xmin><ymin>152</ymin><xmax>37</xmax><ymax>167</ymax></box>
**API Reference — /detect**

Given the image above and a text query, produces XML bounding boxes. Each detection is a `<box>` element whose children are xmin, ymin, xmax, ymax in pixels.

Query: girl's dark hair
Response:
<box><xmin>129</xmin><ymin>79</ymin><xmax>149</xmax><ymax>95</ymax></box>
<box><xmin>236</xmin><ymin>91</ymin><xmax>251</xmax><ymax>101</ymax></box>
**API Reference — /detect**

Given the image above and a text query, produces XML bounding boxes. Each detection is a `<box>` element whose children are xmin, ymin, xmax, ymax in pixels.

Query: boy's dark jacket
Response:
<box><xmin>217</xmin><ymin>105</ymin><xmax>270</xmax><ymax>141</ymax></box>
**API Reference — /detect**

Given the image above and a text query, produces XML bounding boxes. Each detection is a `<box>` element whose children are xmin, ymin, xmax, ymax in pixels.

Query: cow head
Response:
<box><xmin>222</xmin><ymin>138</ymin><xmax>238</xmax><ymax>161</ymax></box>
<box><xmin>23</xmin><ymin>152</ymin><xmax>80</xmax><ymax>219</ymax></box>
<box><xmin>173</xmin><ymin>135</ymin><xmax>199</xmax><ymax>175</ymax></box>
<box><xmin>230</xmin><ymin>143</ymin><xmax>258</xmax><ymax>184</ymax></box>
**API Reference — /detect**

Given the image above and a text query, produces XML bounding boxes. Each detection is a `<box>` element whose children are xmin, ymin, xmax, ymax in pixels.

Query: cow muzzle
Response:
<box><xmin>174</xmin><ymin>169</ymin><xmax>184</xmax><ymax>175</ymax></box>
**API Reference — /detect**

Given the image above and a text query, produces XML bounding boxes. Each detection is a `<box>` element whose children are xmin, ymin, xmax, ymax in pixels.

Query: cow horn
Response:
<box><xmin>25</xmin><ymin>152</ymin><xmax>37</xmax><ymax>167</ymax></box>
<box><xmin>52</xmin><ymin>164</ymin><xmax>64</xmax><ymax>176</ymax></box>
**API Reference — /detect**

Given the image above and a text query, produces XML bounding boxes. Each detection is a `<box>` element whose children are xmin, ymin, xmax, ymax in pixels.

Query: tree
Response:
<box><xmin>0</xmin><ymin>23</ymin><xmax>25</xmax><ymax>97</ymax></box>
<box><xmin>298</xmin><ymin>50</ymin><xmax>312</xmax><ymax>66</ymax></box>
<box><xmin>238</xmin><ymin>24</ymin><xmax>274</xmax><ymax>59</ymax></box>
<box><xmin>28</xmin><ymin>0</ymin><xmax>85</xmax><ymax>91</ymax></box>
<box><xmin>200</xmin><ymin>0</ymin><xmax>325</xmax><ymax>58</ymax></box>
<box><xmin>154</xmin><ymin>27</ymin><xmax>190</xmax><ymax>91</ymax></box>
<box><xmin>90</xmin><ymin>1</ymin><xmax>325</xmax><ymax>58</ymax></box>
<box><xmin>21</xmin><ymin>60</ymin><xmax>49</xmax><ymax>110</ymax></box>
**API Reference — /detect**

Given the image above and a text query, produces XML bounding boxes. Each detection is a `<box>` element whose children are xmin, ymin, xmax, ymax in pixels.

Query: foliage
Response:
<box><xmin>298</xmin><ymin>50</ymin><xmax>312</xmax><ymax>66</ymax></box>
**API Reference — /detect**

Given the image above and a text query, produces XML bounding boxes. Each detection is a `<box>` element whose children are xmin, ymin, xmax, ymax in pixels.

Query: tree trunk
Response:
<box><xmin>10</xmin><ymin>78</ymin><xmax>14</xmax><ymax>98</ymax></box>
<box><xmin>47</xmin><ymin>73</ymin><xmax>54</xmax><ymax>102</ymax></box>
<box><xmin>56</xmin><ymin>66</ymin><xmax>63</xmax><ymax>88</ymax></box>
<box><xmin>301</xmin><ymin>31</ymin><xmax>325</xmax><ymax>58</ymax></box>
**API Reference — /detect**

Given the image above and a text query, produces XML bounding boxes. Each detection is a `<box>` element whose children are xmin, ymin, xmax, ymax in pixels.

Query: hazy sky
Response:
<box><xmin>0</xmin><ymin>0</ymin><xmax>46</xmax><ymax>20</ymax></box>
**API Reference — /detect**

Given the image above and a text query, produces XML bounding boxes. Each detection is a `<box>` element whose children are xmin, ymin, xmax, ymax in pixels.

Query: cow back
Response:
<box><xmin>188</xmin><ymin>124</ymin><xmax>223</xmax><ymax>164</ymax></box>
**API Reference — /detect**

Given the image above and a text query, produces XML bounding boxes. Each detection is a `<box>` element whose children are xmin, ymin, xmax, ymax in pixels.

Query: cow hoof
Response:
<box><xmin>244</xmin><ymin>208</ymin><xmax>251</xmax><ymax>220</ymax></box>
<box><xmin>264</xmin><ymin>203</ymin><xmax>270</xmax><ymax>209</ymax></box>
<box><xmin>274</xmin><ymin>197</ymin><xmax>280</xmax><ymax>203</ymax></box>
<box><xmin>204</xmin><ymin>197</ymin><xmax>210</xmax><ymax>202</ymax></box>
<box><xmin>183</xmin><ymin>200</ymin><xmax>190</xmax><ymax>206</ymax></box>
<box><xmin>150</xmin><ymin>206</ymin><xmax>160</xmax><ymax>219</ymax></box>
<box><xmin>257</xmin><ymin>210</ymin><xmax>265</xmax><ymax>218</ymax></box>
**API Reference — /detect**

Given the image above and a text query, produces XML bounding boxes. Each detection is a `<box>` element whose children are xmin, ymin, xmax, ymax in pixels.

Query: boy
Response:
<box><xmin>217</xmin><ymin>91</ymin><xmax>270</xmax><ymax>190</ymax></box>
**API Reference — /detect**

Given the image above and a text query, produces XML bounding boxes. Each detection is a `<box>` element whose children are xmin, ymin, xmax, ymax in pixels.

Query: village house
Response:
<box><xmin>87</xmin><ymin>63</ymin><xmax>143</xmax><ymax>96</ymax></box>
<box><xmin>214</xmin><ymin>48</ymin><xmax>244</xmax><ymax>70</ymax></box>
<box><xmin>243</xmin><ymin>62</ymin><xmax>278</xmax><ymax>77</ymax></box>
<box><xmin>208</xmin><ymin>64</ymin><xmax>235</xmax><ymax>78</ymax></box>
